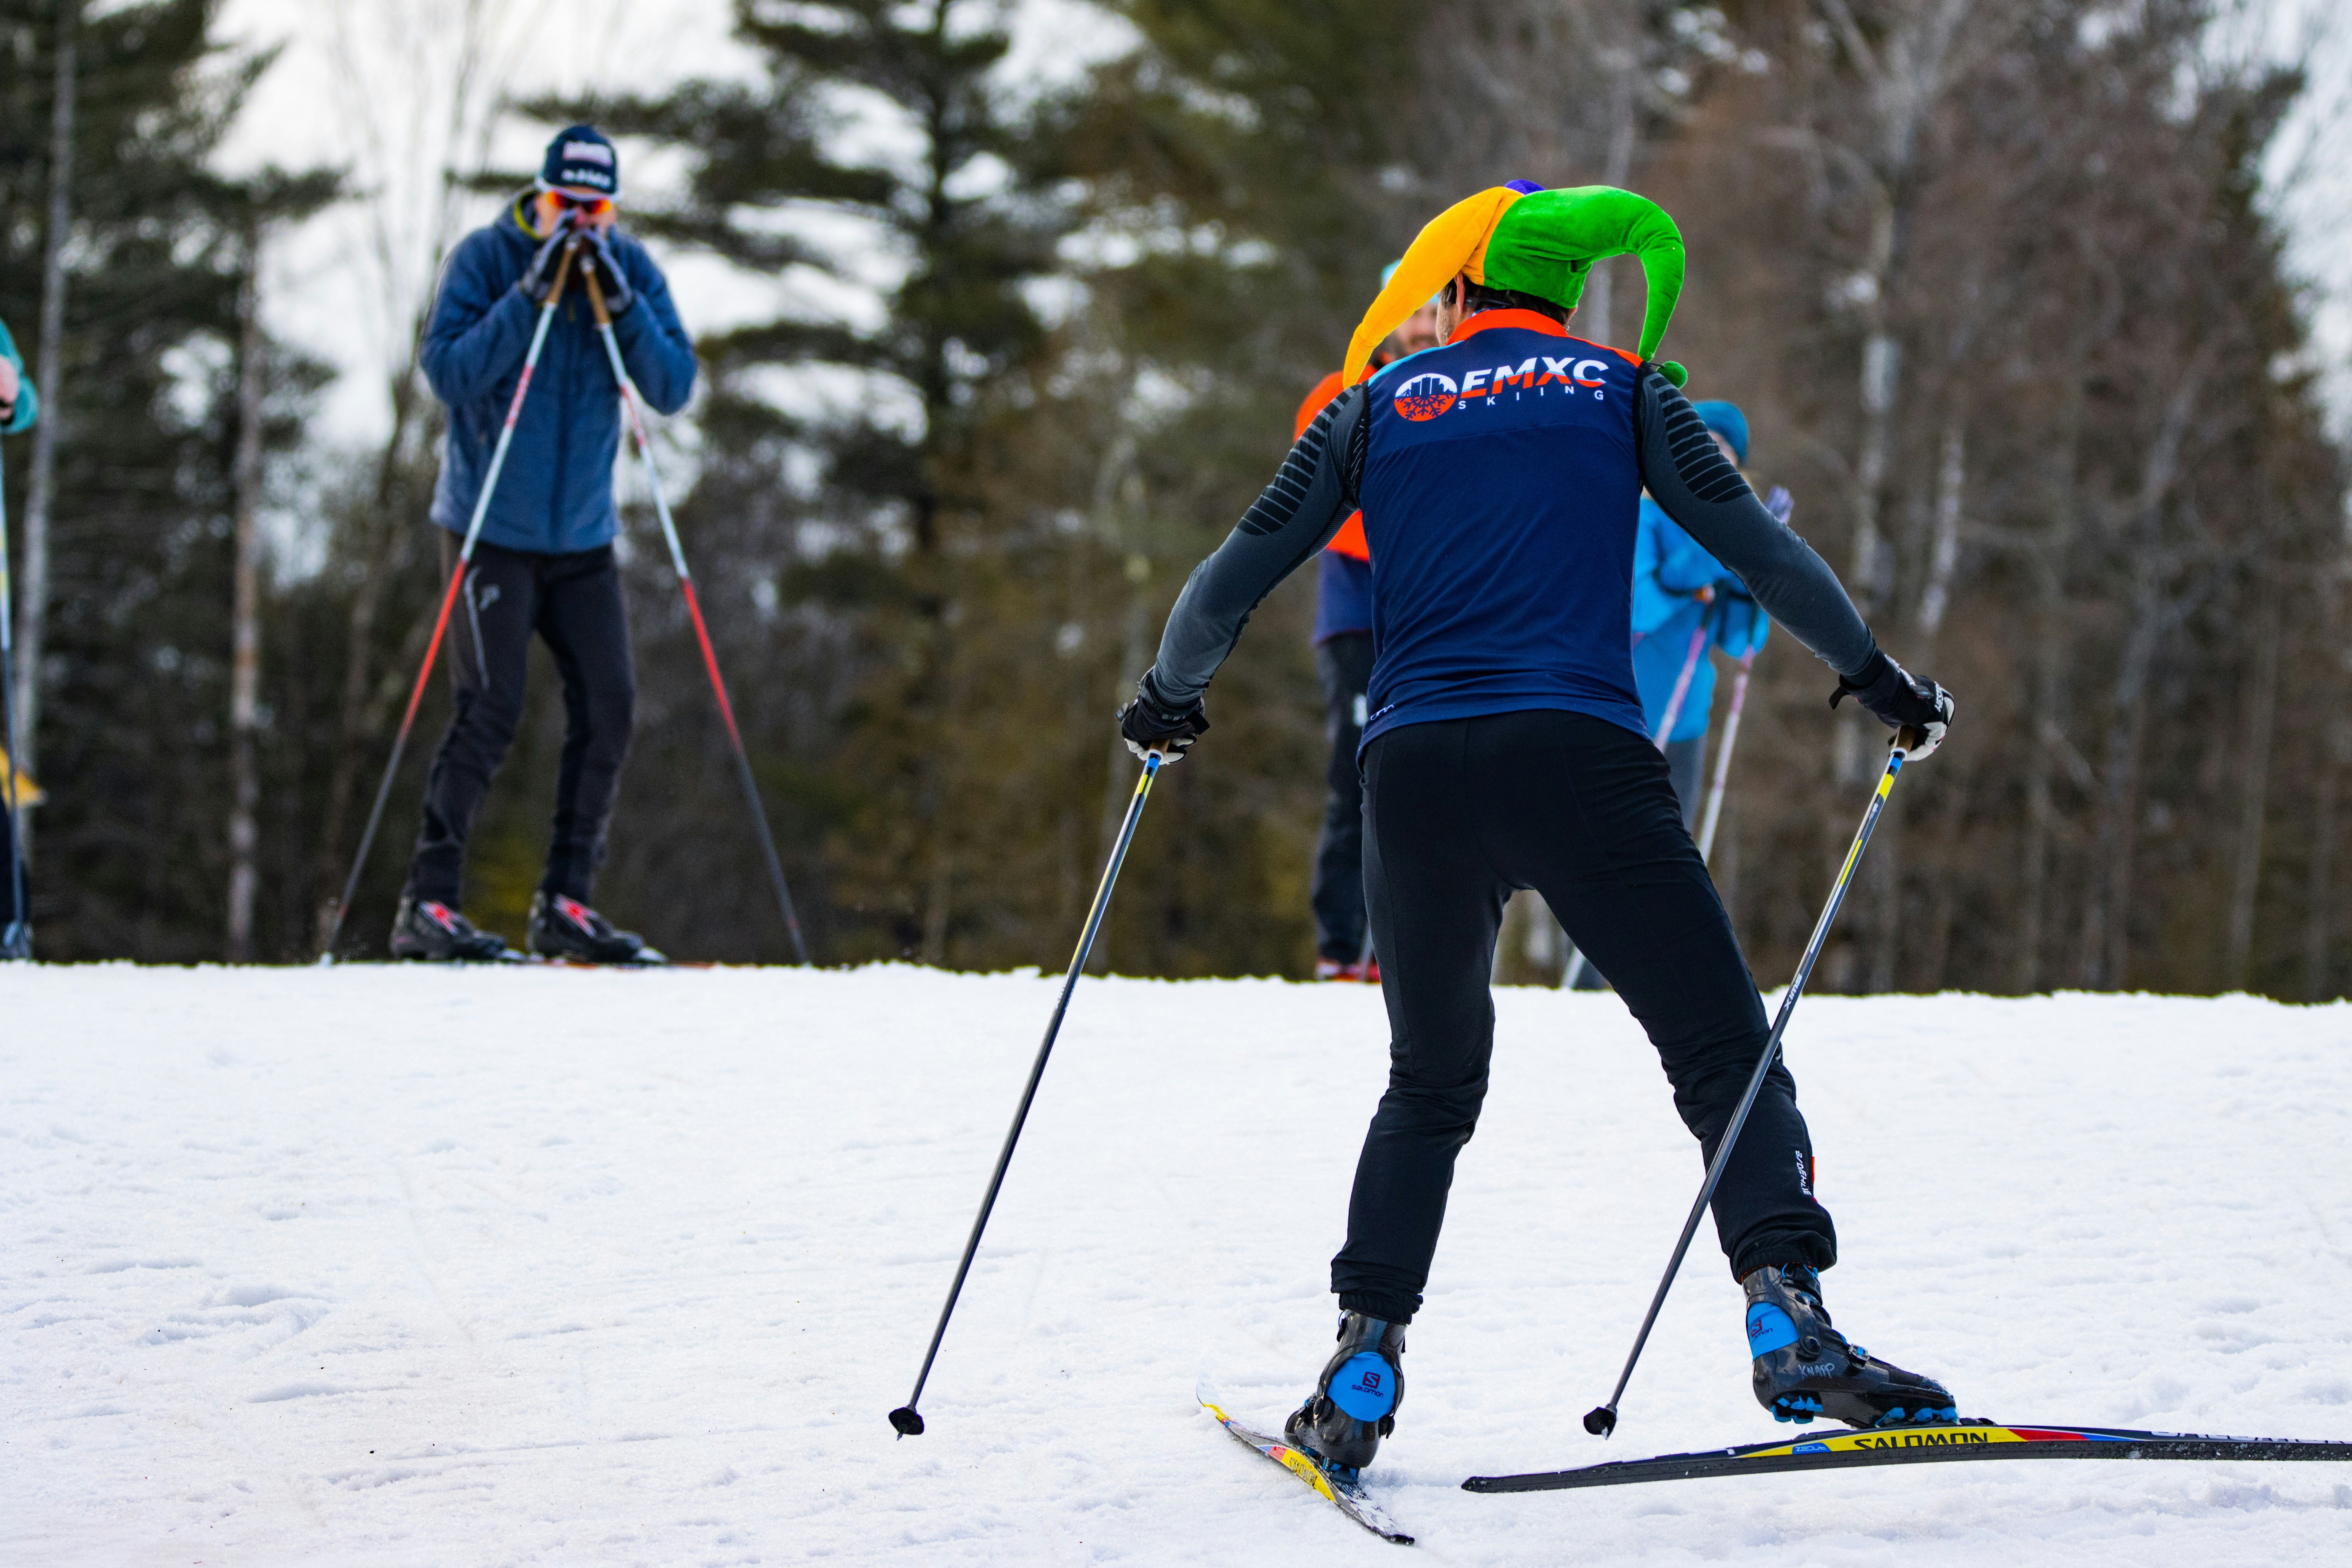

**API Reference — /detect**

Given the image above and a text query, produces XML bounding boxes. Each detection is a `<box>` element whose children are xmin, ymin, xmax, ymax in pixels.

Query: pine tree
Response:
<box><xmin>0</xmin><ymin>0</ymin><xmax>333</xmax><ymax>958</ymax></box>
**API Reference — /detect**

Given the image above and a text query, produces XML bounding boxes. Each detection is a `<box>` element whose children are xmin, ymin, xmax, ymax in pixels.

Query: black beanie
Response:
<box><xmin>539</xmin><ymin>124</ymin><xmax>619</xmax><ymax>199</ymax></box>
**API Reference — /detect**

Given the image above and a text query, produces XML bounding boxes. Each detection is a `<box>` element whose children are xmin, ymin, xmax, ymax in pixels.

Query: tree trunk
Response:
<box><xmin>2304</xmin><ymin>562</ymin><xmax>2345</xmax><ymax>1001</ymax></box>
<box><xmin>2014</xmin><ymin>379</ymin><xmax>2086</xmax><ymax>992</ymax></box>
<box><xmin>1581</xmin><ymin>56</ymin><xmax>1639</xmax><ymax>348</ymax></box>
<box><xmin>227</xmin><ymin>245</ymin><xmax>266</xmax><ymax>961</ymax></box>
<box><xmin>2075</xmin><ymin>348</ymin><xmax>2211</xmax><ymax>987</ymax></box>
<box><xmin>13</xmin><ymin>0</ymin><xmax>79</xmax><ymax>860</ymax></box>
<box><xmin>2221</xmin><ymin>574</ymin><xmax>2280</xmax><ymax>990</ymax></box>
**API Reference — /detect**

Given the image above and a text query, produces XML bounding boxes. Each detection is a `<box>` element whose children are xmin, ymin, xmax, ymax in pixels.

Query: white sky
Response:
<box><xmin>212</xmin><ymin>0</ymin><xmax>1130</xmax><ymax>449</ymax></box>
<box><xmin>213</xmin><ymin>0</ymin><xmax>2352</xmax><ymax>453</ymax></box>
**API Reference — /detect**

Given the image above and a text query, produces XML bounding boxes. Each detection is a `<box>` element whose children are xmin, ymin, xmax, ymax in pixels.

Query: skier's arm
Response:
<box><xmin>1137</xmin><ymin>385</ymin><xmax>1368</xmax><ymax>714</ymax></box>
<box><xmin>1633</xmin><ymin>367</ymin><xmax>1874</xmax><ymax>680</ymax></box>
<box><xmin>610</xmin><ymin>242</ymin><xmax>698</xmax><ymax>415</ymax></box>
<box><xmin>419</xmin><ymin>238</ymin><xmax>540</xmax><ymax>408</ymax></box>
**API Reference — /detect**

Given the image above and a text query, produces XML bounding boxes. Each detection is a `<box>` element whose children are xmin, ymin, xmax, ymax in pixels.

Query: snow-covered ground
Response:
<box><xmin>3</xmin><ymin>965</ymin><xmax>2348</xmax><ymax>1564</ymax></box>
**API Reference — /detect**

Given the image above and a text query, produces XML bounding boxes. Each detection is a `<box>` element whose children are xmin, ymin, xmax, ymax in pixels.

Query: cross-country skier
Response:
<box><xmin>1293</xmin><ymin>271</ymin><xmax>1440</xmax><ymax>981</ymax></box>
<box><xmin>389</xmin><ymin>125</ymin><xmax>697</xmax><ymax>964</ymax></box>
<box><xmin>1117</xmin><ymin>183</ymin><xmax>1957</xmax><ymax>1478</ymax></box>
<box><xmin>1632</xmin><ymin>398</ymin><xmax>1773</xmax><ymax>827</ymax></box>
<box><xmin>0</xmin><ymin>313</ymin><xmax>41</xmax><ymax>961</ymax></box>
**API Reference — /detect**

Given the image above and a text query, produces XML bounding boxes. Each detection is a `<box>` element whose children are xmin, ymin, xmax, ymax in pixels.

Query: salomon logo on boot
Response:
<box><xmin>1285</xmin><ymin>1312</ymin><xmax>1406</xmax><ymax>1480</ymax></box>
<box><xmin>1743</xmin><ymin>1264</ymin><xmax>1957</xmax><ymax>1428</ymax></box>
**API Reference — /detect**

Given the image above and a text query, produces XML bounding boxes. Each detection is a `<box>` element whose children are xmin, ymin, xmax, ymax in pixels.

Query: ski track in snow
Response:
<box><xmin>1</xmin><ymin>964</ymin><xmax>2348</xmax><ymax>1564</ymax></box>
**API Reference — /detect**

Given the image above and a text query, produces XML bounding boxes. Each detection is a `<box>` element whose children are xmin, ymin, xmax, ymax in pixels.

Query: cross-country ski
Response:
<box><xmin>1201</xmin><ymin>1386</ymin><xmax>1416</xmax><ymax>1543</ymax></box>
<box><xmin>10</xmin><ymin>3</ymin><xmax>2352</xmax><ymax>1565</ymax></box>
<box><xmin>1465</xmin><ymin>1421</ymin><xmax>2352</xmax><ymax>1494</ymax></box>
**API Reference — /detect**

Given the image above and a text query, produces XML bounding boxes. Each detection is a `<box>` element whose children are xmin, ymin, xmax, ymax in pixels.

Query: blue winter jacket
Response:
<box><xmin>422</xmin><ymin>202</ymin><xmax>697</xmax><ymax>555</ymax></box>
<box><xmin>1631</xmin><ymin>496</ymin><xmax>1768</xmax><ymax>743</ymax></box>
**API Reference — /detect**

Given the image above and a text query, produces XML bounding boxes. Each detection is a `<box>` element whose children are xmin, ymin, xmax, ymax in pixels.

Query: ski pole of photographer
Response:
<box><xmin>319</xmin><ymin>236</ymin><xmax>580</xmax><ymax>961</ymax></box>
<box><xmin>580</xmin><ymin>265</ymin><xmax>809</xmax><ymax>965</ymax></box>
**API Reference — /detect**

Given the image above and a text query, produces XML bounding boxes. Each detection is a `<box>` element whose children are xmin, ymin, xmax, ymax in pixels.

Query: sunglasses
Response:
<box><xmin>547</xmin><ymin>193</ymin><xmax>614</xmax><ymax>219</ymax></box>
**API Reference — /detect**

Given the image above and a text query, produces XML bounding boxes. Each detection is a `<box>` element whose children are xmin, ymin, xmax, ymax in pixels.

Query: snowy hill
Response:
<box><xmin>3</xmin><ymin>965</ymin><xmax>2348</xmax><ymax>1563</ymax></box>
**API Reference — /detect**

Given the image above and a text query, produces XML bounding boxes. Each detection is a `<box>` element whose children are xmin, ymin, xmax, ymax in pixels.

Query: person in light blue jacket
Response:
<box><xmin>1</xmin><ymin>315</ymin><xmax>40</xmax><ymax>959</ymax></box>
<box><xmin>1631</xmin><ymin>399</ymin><xmax>1778</xmax><ymax>829</ymax></box>
<box><xmin>392</xmin><ymin>125</ymin><xmax>698</xmax><ymax>965</ymax></box>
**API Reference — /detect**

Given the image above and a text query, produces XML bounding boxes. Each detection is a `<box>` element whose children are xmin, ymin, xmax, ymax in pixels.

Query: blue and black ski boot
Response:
<box><xmin>1745</xmin><ymin>1263</ymin><xmax>1956</xmax><ymax>1428</ymax></box>
<box><xmin>1284</xmin><ymin>1311</ymin><xmax>1405</xmax><ymax>1479</ymax></box>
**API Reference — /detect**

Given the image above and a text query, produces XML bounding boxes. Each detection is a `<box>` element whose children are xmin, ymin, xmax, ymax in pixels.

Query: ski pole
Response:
<box><xmin>1584</xmin><ymin>725</ymin><xmax>1924</xmax><ymax>1440</ymax></box>
<box><xmin>1649</xmin><ymin>622</ymin><xmax>1709</xmax><ymax>749</ymax></box>
<box><xmin>0</xmin><ymin>445</ymin><xmax>28</xmax><ymax>951</ymax></box>
<box><xmin>581</xmin><ymin>267</ymin><xmax>809</xmax><ymax>964</ymax></box>
<box><xmin>1694</xmin><ymin>648</ymin><xmax>1756</xmax><ymax>864</ymax></box>
<box><xmin>890</xmin><ymin>751</ymin><xmax>1167</xmax><ymax>1437</ymax></box>
<box><xmin>318</xmin><ymin>236</ymin><xmax>581</xmax><ymax>961</ymax></box>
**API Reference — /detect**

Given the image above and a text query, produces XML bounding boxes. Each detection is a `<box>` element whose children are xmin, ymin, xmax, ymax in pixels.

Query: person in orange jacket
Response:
<box><xmin>1298</xmin><ymin>271</ymin><xmax>1440</xmax><ymax>981</ymax></box>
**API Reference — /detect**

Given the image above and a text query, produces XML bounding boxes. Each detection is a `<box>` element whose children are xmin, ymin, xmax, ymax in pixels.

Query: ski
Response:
<box><xmin>1199</xmin><ymin>1388</ymin><xmax>1415</xmax><ymax>1545</ymax></box>
<box><xmin>1463</xmin><ymin>1419</ymin><xmax>2352</xmax><ymax>1493</ymax></box>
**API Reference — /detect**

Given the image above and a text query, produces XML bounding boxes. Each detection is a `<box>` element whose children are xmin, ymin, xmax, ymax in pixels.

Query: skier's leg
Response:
<box><xmin>1294</xmin><ymin>720</ymin><xmax>1503</xmax><ymax>1474</ymax></box>
<box><xmin>1508</xmin><ymin>712</ymin><xmax>1950</xmax><ymax>1425</ymax></box>
<box><xmin>405</xmin><ymin>538</ymin><xmax>536</xmax><ymax>906</ymax></box>
<box><xmin>1330</xmin><ymin>717</ymin><xmax>1511</xmax><ymax>1323</ymax></box>
<box><xmin>1310</xmin><ymin>631</ymin><xmax>1376</xmax><ymax>971</ymax></box>
<box><xmin>534</xmin><ymin>544</ymin><xmax>636</xmax><ymax>907</ymax></box>
<box><xmin>1505</xmin><ymin>711</ymin><xmax>1830</xmax><ymax>1279</ymax></box>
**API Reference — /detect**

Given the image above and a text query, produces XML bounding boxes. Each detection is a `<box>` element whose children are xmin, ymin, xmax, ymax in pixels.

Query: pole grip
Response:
<box><xmin>583</xmin><ymin>261</ymin><xmax>611</xmax><ymax>327</ymax></box>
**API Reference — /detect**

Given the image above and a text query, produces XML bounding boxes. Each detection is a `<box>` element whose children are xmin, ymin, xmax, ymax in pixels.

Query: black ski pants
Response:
<box><xmin>0</xmin><ymin>798</ymin><xmax>22</xmax><ymax>928</ymax></box>
<box><xmin>1331</xmin><ymin>709</ymin><xmax>1834</xmax><ymax>1323</ymax></box>
<box><xmin>406</xmin><ymin>535</ymin><xmax>635</xmax><ymax>906</ymax></box>
<box><xmin>1312</xmin><ymin>632</ymin><xmax>1376</xmax><ymax>963</ymax></box>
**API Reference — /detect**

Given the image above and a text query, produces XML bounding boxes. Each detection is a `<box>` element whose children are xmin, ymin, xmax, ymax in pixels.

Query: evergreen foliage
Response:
<box><xmin>4</xmin><ymin>0</ymin><xmax>2348</xmax><ymax>996</ymax></box>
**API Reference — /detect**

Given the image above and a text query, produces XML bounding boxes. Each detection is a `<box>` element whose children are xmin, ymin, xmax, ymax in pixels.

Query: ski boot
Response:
<box><xmin>1313</xmin><ymin>957</ymin><xmax>1380</xmax><ymax>983</ymax></box>
<box><xmin>1745</xmin><ymin>1263</ymin><xmax>1956</xmax><ymax>1428</ymax></box>
<box><xmin>1284</xmin><ymin>1311</ymin><xmax>1405</xmax><ymax>1479</ymax></box>
<box><xmin>1</xmin><ymin>921</ymin><xmax>31</xmax><ymax>961</ymax></box>
<box><xmin>528</xmin><ymin>892</ymin><xmax>664</xmax><ymax>965</ymax></box>
<box><xmin>389</xmin><ymin>896</ymin><xmax>519</xmax><ymax>962</ymax></box>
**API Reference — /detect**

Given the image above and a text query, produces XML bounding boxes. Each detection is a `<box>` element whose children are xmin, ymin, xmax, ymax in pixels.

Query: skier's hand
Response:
<box><xmin>1118</xmin><ymin>674</ymin><xmax>1208</xmax><ymax>763</ymax></box>
<box><xmin>1830</xmin><ymin>648</ymin><xmax>1953</xmax><ymax>759</ymax></box>
<box><xmin>1762</xmin><ymin>485</ymin><xmax>1794</xmax><ymax>526</ymax></box>
<box><xmin>519</xmin><ymin>227</ymin><xmax>579</xmax><ymax>305</ymax></box>
<box><xmin>584</xmin><ymin>229</ymin><xmax>636</xmax><ymax>318</ymax></box>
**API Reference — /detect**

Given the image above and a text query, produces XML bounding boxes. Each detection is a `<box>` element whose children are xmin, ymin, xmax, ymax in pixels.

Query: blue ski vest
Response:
<box><xmin>1359</xmin><ymin>310</ymin><xmax>1649</xmax><ymax>748</ymax></box>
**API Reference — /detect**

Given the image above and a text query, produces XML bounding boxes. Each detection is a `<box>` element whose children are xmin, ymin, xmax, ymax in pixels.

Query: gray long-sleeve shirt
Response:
<box><xmin>1144</xmin><ymin>363</ymin><xmax>1876</xmax><ymax>722</ymax></box>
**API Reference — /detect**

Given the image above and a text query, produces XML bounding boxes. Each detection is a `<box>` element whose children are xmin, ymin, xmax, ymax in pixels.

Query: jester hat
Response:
<box><xmin>1344</xmin><ymin>184</ymin><xmax>1687</xmax><ymax>387</ymax></box>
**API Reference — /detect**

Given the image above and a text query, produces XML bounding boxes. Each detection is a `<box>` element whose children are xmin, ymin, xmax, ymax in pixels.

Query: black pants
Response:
<box><xmin>1332</xmin><ymin>710</ymin><xmax>1834</xmax><ymax>1323</ymax></box>
<box><xmin>1313</xmin><ymin>632</ymin><xmax>1376</xmax><ymax>962</ymax></box>
<box><xmin>406</xmin><ymin>536</ymin><xmax>636</xmax><ymax>906</ymax></box>
<box><xmin>0</xmin><ymin>798</ymin><xmax>22</xmax><ymax>928</ymax></box>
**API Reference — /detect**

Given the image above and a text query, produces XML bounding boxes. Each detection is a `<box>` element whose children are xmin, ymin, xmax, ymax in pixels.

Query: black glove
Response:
<box><xmin>584</xmin><ymin>229</ymin><xmax>635</xmax><ymax>317</ymax></box>
<box><xmin>1117</xmin><ymin>674</ymin><xmax>1208</xmax><ymax>762</ymax></box>
<box><xmin>519</xmin><ymin>225</ymin><xmax>579</xmax><ymax>304</ymax></box>
<box><xmin>1830</xmin><ymin>647</ymin><xmax>1954</xmax><ymax>758</ymax></box>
